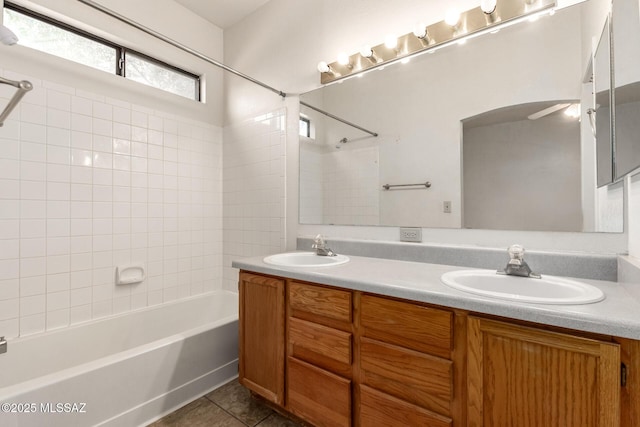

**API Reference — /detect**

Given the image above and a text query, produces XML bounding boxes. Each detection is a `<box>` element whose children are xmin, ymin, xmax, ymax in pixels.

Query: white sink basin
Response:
<box><xmin>263</xmin><ymin>252</ymin><xmax>350</xmax><ymax>267</ymax></box>
<box><xmin>440</xmin><ymin>269</ymin><xmax>605</xmax><ymax>305</ymax></box>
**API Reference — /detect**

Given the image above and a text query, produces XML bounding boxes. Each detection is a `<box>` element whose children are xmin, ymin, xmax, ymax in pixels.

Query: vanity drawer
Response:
<box><xmin>289</xmin><ymin>281</ymin><xmax>352</xmax><ymax>326</ymax></box>
<box><xmin>360</xmin><ymin>294</ymin><xmax>452</xmax><ymax>358</ymax></box>
<box><xmin>287</xmin><ymin>357</ymin><xmax>351</xmax><ymax>427</ymax></box>
<box><xmin>289</xmin><ymin>317</ymin><xmax>352</xmax><ymax>377</ymax></box>
<box><xmin>360</xmin><ymin>337</ymin><xmax>452</xmax><ymax>416</ymax></box>
<box><xmin>359</xmin><ymin>385</ymin><xmax>451</xmax><ymax>427</ymax></box>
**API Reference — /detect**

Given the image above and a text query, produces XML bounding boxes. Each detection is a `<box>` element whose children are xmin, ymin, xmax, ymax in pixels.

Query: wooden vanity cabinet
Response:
<box><xmin>238</xmin><ymin>272</ymin><xmax>285</xmax><ymax>405</ymax></box>
<box><xmin>238</xmin><ymin>271</ymin><xmax>640</xmax><ymax>427</ymax></box>
<box><xmin>467</xmin><ymin>316</ymin><xmax>622</xmax><ymax>427</ymax></box>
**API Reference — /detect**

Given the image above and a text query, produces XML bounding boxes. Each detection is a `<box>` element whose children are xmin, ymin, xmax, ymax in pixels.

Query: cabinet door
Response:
<box><xmin>467</xmin><ymin>316</ymin><xmax>620</xmax><ymax>427</ymax></box>
<box><xmin>238</xmin><ymin>272</ymin><xmax>285</xmax><ymax>405</ymax></box>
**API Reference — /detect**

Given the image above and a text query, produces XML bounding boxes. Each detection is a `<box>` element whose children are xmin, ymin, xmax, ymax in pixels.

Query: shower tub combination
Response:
<box><xmin>0</xmin><ymin>291</ymin><xmax>239</xmax><ymax>427</ymax></box>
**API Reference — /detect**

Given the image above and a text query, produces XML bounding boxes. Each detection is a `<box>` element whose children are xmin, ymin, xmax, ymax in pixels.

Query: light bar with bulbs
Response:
<box><xmin>317</xmin><ymin>0</ymin><xmax>556</xmax><ymax>84</ymax></box>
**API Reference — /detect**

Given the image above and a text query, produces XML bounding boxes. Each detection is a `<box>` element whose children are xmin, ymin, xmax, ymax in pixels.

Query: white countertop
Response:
<box><xmin>233</xmin><ymin>253</ymin><xmax>640</xmax><ymax>340</ymax></box>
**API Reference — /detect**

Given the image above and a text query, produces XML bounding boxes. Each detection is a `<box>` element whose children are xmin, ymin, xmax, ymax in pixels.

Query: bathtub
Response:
<box><xmin>0</xmin><ymin>291</ymin><xmax>239</xmax><ymax>427</ymax></box>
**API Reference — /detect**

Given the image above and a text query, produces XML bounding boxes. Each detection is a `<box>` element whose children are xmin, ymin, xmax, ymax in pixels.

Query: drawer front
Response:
<box><xmin>289</xmin><ymin>281</ymin><xmax>352</xmax><ymax>324</ymax></box>
<box><xmin>360</xmin><ymin>294</ymin><xmax>452</xmax><ymax>358</ymax></box>
<box><xmin>360</xmin><ymin>337</ymin><xmax>452</xmax><ymax>416</ymax></box>
<box><xmin>359</xmin><ymin>385</ymin><xmax>452</xmax><ymax>427</ymax></box>
<box><xmin>287</xmin><ymin>357</ymin><xmax>352</xmax><ymax>427</ymax></box>
<box><xmin>289</xmin><ymin>317</ymin><xmax>352</xmax><ymax>377</ymax></box>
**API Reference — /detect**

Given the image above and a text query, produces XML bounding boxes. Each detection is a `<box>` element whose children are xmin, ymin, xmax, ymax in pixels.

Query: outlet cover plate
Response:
<box><xmin>400</xmin><ymin>227</ymin><xmax>422</xmax><ymax>242</ymax></box>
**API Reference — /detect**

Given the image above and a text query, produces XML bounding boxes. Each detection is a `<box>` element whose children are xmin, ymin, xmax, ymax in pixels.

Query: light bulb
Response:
<box><xmin>359</xmin><ymin>45</ymin><xmax>374</xmax><ymax>58</ymax></box>
<box><xmin>564</xmin><ymin>104</ymin><xmax>581</xmax><ymax>118</ymax></box>
<box><xmin>480</xmin><ymin>0</ymin><xmax>497</xmax><ymax>14</ymax></box>
<box><xmin>413</xmin><ymin>23</ymin><xmax>427</xmax><ymax>39</ymax></box>
<box><xmin>317</xmin><ymin>61</ymin><xmax>331</xmax><ymax>73</ymax></box>
<box><xmin>0</xmin><ymin>24</ymin><xmax>18</xmax><ymax>46</ymax></box>
<box><xmin>384</xmin><ymin>35</ymin><xmax>398</xmax><ymax>49</ymax></box>
<box><xmin>445</xmin><ymin>9</ymin><xmax>461</xmax><ymax>26</ymax></box>
<box><xmin>337</xmin><ymin>53</ymin><xmax>350</xmax><ymax>65</ymax></box>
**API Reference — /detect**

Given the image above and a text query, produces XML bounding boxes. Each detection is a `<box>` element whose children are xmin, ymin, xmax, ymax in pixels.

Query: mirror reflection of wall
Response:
<box><xmin>594</xmin><ymin>18</ymin><xmax>613</xmax><ymax>187</ymax></box>
<box><xmin>299</xmin><ymin>0</ymin><xmax>625</xmax><ymax>233</ymax></box>
<box><xmin>462</xmin><ymin>102</ymin><xmax>582</xmax><ymax>231</ymax></box>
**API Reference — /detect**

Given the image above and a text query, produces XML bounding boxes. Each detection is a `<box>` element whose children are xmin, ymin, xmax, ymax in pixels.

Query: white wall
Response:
<box><xmin>463</xmin><ymin>116</ymin><xmax>582</xmax><ymax>232</ymax></box>
<box><xmin>0</xmin><ymin>1</ymin><xmax>225</xmax><ymax>338</ymax></box>
<box><xmin>225</xmin><ymin>0</ymin><xmax>627</xmax><ymax>253</ymax></box>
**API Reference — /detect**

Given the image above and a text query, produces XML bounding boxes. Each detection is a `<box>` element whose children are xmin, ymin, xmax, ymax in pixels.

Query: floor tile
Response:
<box><xmin>206</xmin><ymin>380</ymin><xmax>274</xmax><ymax>426</ymax></box>
<box><xmin>149</xmin><ymin>397</ymin><xmax>245</xmax><ymax>427</ymax></box>
<box><xmin>255</xmin><ymin>412</ymin><xmax>305</xmax><ymax>427</ymax></box>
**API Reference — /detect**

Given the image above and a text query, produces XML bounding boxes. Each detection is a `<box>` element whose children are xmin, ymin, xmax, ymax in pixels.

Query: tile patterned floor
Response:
<box><xmin>149</xmin><ymin>379</ymin><xmax>304</xmax><ymax>427</ymax></box>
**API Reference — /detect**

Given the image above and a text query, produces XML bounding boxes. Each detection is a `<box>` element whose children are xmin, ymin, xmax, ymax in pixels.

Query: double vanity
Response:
<box><xmin>234</xmin><ymin>245</ymin><xmax>640</xmax><ymax>427</ymax></box>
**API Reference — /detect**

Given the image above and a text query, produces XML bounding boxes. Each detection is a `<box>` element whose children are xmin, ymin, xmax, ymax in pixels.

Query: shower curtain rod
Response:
<box><xmin>0</xmin><ymin>76</ymin><xmax>33</xmax><ymax>126</ymax></box>
<box><xmin>300</xmin><ymin>101</ymin><xmax>379</xmax><ymax>137</ymax></box>
<box><xmin>76</xmin><ymin>0</ymin><xmax>287</xmax><ymax>98</ymax></box>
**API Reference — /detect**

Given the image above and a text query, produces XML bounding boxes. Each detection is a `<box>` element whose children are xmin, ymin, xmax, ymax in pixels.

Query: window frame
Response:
<box><xmin>4</xmin><ymin>1</ymin><xmax>201</xmax><ymax>101</ymax></box>
<box><xmin>299</xmin><ymin>116</ymin><xmax>311</xmax><ymax>138</ymax></box>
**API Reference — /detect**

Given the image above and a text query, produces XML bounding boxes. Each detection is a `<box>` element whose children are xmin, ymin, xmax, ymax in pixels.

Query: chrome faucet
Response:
<box><xmin>497</xmin><ymin>244</ymin><xmax>541</xmax><ymax>279</ymax></box>
<box><xmin>312</xmin><ymin>234</ymin><xmax>337</xmax><ymax>257</ymax></box>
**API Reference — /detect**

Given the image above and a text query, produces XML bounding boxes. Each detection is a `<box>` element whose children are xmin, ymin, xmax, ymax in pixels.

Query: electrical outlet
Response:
<box><xmin>400</xmin><ymin>227</ymin><xmax>422</xmax><ymax>242</ymax></box>
<box><xmin>443</xmin><ymin>201</ymin><xmax>452</xmax><ymax>213</ymax></box>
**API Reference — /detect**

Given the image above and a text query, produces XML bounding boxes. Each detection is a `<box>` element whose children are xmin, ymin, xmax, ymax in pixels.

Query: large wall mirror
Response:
<box><xmin>613</xmin><ymin>0</ymin><xmax>640</xmax><ymax>179</ymax></box>
<box><xmin>299</xmin><ymin>0</ymin><xmax>627</xmax><ymax>233</ymax></box>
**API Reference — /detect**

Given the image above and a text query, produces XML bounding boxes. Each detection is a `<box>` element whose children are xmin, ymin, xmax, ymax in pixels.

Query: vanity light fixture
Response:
<box><xmin>413</xmin><ymin>23</ymin><xmax>433</xmax><ymax>45</ymax></box>
<box><xmin>481</xmin><ymin>0</ymin><xmax>499</xmax><ymax>23</ymax></box>
<box><xmin>384</xmin><ymin>35</ymin><xmax>398</xmax><ymax>50</ymax></box>
<box><xmin>445</xmin><ymin>9</ymin><xmax>462</xmax><ymax>27</ymax></box>
<box><xmin>317</xmin><ymin>0</ymin><xmax>557</xmax><ymax>84</ymax></box>
<box><xmin>337</xmin><ymin>53</ymin><xmax>352</xmax><ymax>68</ymax></box>
<box><xmin>317</xmin><ymin>61</ymin><xmax>334</xmax><ymax>74</ymax></box>
<box><xmin>481</xmin><ymin>0</ymin><xmax>498</xmax><ymax>14</ymax></box>
<box><xmin>359</xmin><ymin>45</ymin><xmax>378</xmax><ymax>63</ymax></box>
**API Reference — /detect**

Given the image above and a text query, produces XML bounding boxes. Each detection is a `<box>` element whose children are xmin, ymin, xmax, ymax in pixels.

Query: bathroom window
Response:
<box><xmin>3</xmin><ymin>2</ymin><xmax>201</xmax><ymax>101</ymax></box>
<box><xmin>299</xmin><ymin>116</ymin><xmax>311</xmax><ymax>138</ymax></box>
<box><xmin>125</xmin><ymin>52</ymin><xmax>199</xmax><ymax>101</ymax></box>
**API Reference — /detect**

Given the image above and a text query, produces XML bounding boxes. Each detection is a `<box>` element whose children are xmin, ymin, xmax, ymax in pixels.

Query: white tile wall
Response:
<box><xmin>222</xmin><ymin>109</ymin><xmax>287</xmax><ymax>291</ymax></box>
<box><xmin>323</xmin><ymin>146</ymin><xmax>379</xmax><ymax>226</ymax></box>
<box><xmin>299</xmin><ymin>144</ymin><xmax>324</xmax><ymax>224</ymax></box>
<box><xmin>0</xmin><ymin>68</ymin><xmax>222</xmax><ymax>338</ymax></box>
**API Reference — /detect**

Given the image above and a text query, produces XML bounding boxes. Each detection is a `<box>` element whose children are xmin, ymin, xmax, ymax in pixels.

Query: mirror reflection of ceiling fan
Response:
<box><xmin>527</xmin><ymin>103</ymin><xmax>581</xmax><ymax>120</ymax></box>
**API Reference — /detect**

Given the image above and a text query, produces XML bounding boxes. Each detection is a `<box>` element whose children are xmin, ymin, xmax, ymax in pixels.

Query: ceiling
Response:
<box><xmin>174</xmin><ymin>0</ymin><xmax>270</xmax><ymax>29</ymax></box>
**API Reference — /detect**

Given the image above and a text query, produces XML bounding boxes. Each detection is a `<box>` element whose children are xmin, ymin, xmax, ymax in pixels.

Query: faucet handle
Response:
<box><xmin>507</xmin><ymin>244</ymin><xmax>525</xmax><ymax>265</ymax></box>
<box><xmin>312</xmin><ymin>234</ymin><xmax>326</xmax><ymax>248</ymax></box>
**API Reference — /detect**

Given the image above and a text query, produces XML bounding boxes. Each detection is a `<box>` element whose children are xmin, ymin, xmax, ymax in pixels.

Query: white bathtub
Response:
<box><xmin>0</xmin><ymin>291</ymin><xmax>239</xmax><ymax>427</ymax></box>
